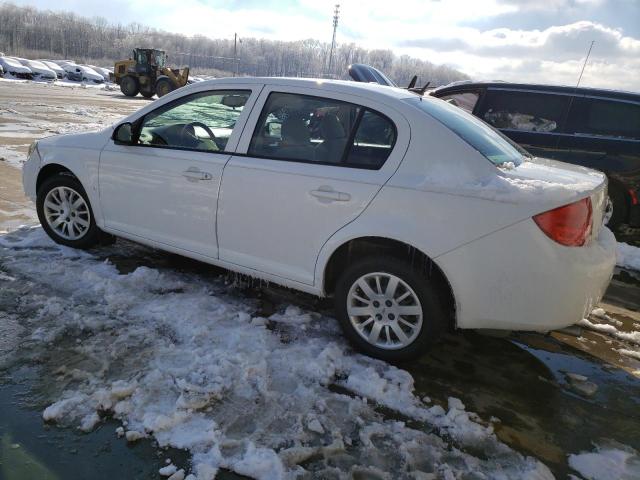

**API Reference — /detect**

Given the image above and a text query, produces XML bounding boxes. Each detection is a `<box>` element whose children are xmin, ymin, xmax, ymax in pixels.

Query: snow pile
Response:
<box><xmin>568</xmin><ymin>441</ymin><xmax>640</xmax><ymax>480</ymax></box>
<box><xmin>617</xmin><ymin>242</ymin><xmax>640</xmax><ymax>272</ymax></box>
<box><xmin>578</xmin><ymin>317</ymin><xmax>640</xmax><ymax>346</ymax></box>
<box><xmin>0</xmin><ymin>226</ymin><xmax>554</xmax><ymax>479</ymax></box>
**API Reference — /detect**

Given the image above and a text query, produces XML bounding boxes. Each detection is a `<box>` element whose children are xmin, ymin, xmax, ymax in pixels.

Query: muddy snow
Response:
<box><xmin>0</xmin><ymin>226</ymin><xmax>555</xmax><ymax>479</ymax></box>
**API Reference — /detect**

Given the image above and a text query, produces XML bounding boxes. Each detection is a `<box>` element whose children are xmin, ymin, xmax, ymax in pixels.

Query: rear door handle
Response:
<box><xmin>182</xmin><ymin>168</ymin><xmax>212</xmax><ymax>181</ymax></box>
<box><xmin>310</xmin><ymin>188</ymin><xmax>351</xmax><ymax>202</ymax></box>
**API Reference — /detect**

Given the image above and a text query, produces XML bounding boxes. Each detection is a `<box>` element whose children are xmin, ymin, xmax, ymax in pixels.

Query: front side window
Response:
<box><xmin>248</xmin><ymin>92</ymin><xmax>396</xmax><ymax>169</ymax></box>
<box><xmin>138</xmin><ymin>90</ymin><xmax>250</xmax><ymax>152</ymax></box>
<box><xmin>481</xmin><ymin>90</ymin><xmax>569</xmax><ymax>133</ymax></box>
<box><xmin>438</xmin><ymin>92</ymin><xmax>479</xmax><ymax>114</ymax></box>
<box><xmin>410</xmin><ymin>96</ymin><xmax>524</xmax><ymax>166</ymax></box>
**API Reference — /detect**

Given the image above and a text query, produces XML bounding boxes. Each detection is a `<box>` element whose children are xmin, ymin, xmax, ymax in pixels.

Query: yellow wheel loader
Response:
<box><xmin>114</xmin><ymin>49</ymin><xmax>189</xmax><ymax>98</ymax></box>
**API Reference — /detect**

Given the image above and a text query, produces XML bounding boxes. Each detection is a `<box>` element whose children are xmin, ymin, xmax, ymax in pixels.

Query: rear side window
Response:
<box><xmin>438</xmin><ymin>92</ymin><xmax>479</xmax><ymax>114</ymax></box>
<box><xmin>249</xmin><ymin>92</ymin><xmax>396</xmax><ymax>169</ymax></box>
<box><xmin>410</xmin><ymin>97</ymin><xmax>523</xmax><ymax>166</ymax></box>
<box><xmin>481</xmin><ymin>90</ymin><xmax>569</xmax><ymax>133</ymax></box>
<box><xmin>566</xmin><ymin>98</ymin><xmax>640</xmax><ymax>140</ymax></box>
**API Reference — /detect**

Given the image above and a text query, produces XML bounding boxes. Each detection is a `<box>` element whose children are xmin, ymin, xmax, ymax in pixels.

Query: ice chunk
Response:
<box><xmin>569</xmin><ymin>441</ymin><xmax>640</xmax><ymax>480</ymax></box>
<box><xmin>159</xmin><ymin>464</ymin><xmax>177</xmax><ymax>476</ymax></box>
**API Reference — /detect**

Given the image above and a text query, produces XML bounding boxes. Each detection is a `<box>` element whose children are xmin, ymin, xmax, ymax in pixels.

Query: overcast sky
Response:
<box><xmin>15</xmin><ymin>0</ymin><xmax>640</xmax><ymax>90</ymax></box>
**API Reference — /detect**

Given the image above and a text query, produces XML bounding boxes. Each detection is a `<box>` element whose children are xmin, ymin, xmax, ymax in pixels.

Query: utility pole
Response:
<box><xmin>327</xmin><ymin>4</ymin><xmax>340</xmax><ymax>77</ymax></box>
<box><xmin>233</xmin><ymin>33</ymin><xmax>239</xmax><ymax>77</ymax></box>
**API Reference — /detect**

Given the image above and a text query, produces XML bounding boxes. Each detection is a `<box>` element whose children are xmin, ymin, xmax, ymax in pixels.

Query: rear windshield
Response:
<box><xmin>408</xmin><ymin>96</ymin><xmax>524</xmax><ymax>166</ymax></box>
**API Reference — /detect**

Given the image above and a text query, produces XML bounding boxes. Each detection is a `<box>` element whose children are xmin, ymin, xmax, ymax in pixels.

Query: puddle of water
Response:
<box><xmin>402</xmin><ymin>331</ymin><xmax>640</xmax><ymax>477</ymax></box>
<box><xmin>0</xmin><ymin>368</ymin><xmax>191</xmax><ymax>480</ymax></box>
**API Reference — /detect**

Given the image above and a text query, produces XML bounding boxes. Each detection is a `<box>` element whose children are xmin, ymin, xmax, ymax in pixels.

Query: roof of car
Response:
<box><xmin>432</xmin><ymin>81</ymin><xmax>640</xmax><ymax>102</ymax></box>
<box><xmin>194</xmin><ymin>76</ymin><xmax>417</xmax><ymax>102</ymax></box>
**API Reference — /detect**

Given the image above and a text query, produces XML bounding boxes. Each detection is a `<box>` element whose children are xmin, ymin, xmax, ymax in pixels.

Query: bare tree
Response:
<box><xmin>0</xmin><ymin>2</ymin><xmax>468</xmax><ymax>86</ymax></box>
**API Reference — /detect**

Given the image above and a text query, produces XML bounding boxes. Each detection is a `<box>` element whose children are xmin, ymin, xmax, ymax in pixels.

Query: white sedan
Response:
<box><xmin>22</xmin><ymin>77</ymin><xmax>616</xmax><ymax>360</ymax></box>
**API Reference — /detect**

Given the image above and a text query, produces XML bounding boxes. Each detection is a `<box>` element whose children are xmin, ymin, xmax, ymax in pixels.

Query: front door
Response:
<box><xmin>217</xmin><ymin>88</ymin><xmax>409</xmax><ymax>285</ymax></box>
<box><xmin>99</xmin><ymin>88</ymin><xmax>257</xmax><ymax>258</ymax></box>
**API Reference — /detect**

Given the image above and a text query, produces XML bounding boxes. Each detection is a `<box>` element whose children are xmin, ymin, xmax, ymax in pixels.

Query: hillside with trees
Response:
<box><xmin>0</xmin><ymin>2</ymin><xmax>468</xmax><ymax>86</ymax></box>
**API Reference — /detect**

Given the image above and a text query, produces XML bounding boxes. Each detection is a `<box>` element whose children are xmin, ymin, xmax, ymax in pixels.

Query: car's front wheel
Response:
<box><xmin>36</xmin><ymin>174</ymin><xmax>101</xmax><ymax>249</ymax></box>
<box><xmin>334</xmin><ymin>257</ymin><xmax>447</xmax><ymax>361</ymax></box>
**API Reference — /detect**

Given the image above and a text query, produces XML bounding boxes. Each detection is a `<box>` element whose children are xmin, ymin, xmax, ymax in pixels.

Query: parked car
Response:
<box><xmin>78</xmin><ymin>64</ymin><xmax>105</xmax><ymax>83</ymax></box>
<box><xmin>56</xmin><ymin>62</ymin><xmax>104</xmax><ymax>83</ymax></box>
<box><xmin>87</xmin><ymin>65</ymin><xmax>112</xmax><ymax>82</ymax></box>
<box><xmin>56</xmin><ymin>61</ymin><xmax>84</xmax><ymax>81</ymax></box>
<box><xmin>38</xmin><ymin>60</ymin><xmax>65</xmax><ymax>79</ymax></box>
<box><xmin>430</xmin><ymin>82</ymin><xmax>640</xmax><ymax>229</ymax></box>
<box><xmin>0</xmin><ymin>56</ymin><xmax>33</xmax><ymax>79</ymax></box>
<box><xmin>16</xmin><ymin>58</ymin><xmax>56</xmax><ymax>81</ymax></box>
<box><xmin>22</xmin><ymin>77</ymin><xmax>616</xmax><ymax>360</ymax></box>
<box><xmin>0</xmin><ymin>63</ymin><xmax>3</xmax><ymax>76</ymax></box>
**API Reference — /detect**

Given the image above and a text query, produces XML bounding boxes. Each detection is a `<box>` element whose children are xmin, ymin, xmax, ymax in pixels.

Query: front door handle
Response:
<box><xmin>310</xmin><ymin>187</ymin><xmax>351</xmax><ymax>202</ymax></box>
<box><xmin>182</xmin><ymin>168</ymin><xmax>212</xmax><ymax>181</ymax></box>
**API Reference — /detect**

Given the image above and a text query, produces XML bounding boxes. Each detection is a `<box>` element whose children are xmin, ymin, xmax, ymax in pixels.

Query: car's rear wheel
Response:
<box><xmin>36</xmin><ymin>174</ymin><xmax>101</xmax><ymax>249</ymax></box>
<box><xmin>334</xmin><ymin>257</ymin><xmax>447</xmax><ymax>361</ymax></box>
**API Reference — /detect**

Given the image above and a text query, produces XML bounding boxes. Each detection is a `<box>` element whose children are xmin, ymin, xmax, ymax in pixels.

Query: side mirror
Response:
<box><xmin>113</xmin><ymin>122</ymin><xmax>134</xmax><ymax>145</ymax></box>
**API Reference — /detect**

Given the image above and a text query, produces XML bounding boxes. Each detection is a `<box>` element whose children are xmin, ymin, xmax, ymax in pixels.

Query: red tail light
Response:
<box><xmin>533</xmin><ymin>197</ymin><xmax>592</xmax><ymax>246</ymax></box>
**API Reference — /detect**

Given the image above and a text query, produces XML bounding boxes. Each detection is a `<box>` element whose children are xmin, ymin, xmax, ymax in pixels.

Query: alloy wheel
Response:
<box><xmin>347</xmin><ymin>272</ymin><xmax>423</xmax><ymax>350</ymax></box>
<box><xmin>43</xmin><ymin>186</ymin><xmax>91</xmax><ymax>241</ymax></box>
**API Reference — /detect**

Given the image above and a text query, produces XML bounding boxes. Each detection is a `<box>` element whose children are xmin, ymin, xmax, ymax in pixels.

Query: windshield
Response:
<box><xmin>407</xmin><ymin>96</ymin><xmax>524</xmax><ymax>166</ymax></box>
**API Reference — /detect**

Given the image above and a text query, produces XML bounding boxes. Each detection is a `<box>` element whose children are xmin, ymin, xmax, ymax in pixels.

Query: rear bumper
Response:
<box><xmin>436</xmin><ymin>219</ymin><xmax>616</xmax><ymax>332</ymax></box>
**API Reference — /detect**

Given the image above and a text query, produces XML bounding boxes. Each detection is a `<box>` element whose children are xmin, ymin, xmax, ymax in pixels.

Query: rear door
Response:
<box><xmin>216</xmin><ymin>86</ymin><xmax>410</xmax><ymax>285</ymax></box>
<box><xmin>556</xmin><ymin>96</ymin><xmax>640</xmax><ymax>174</ymax></box>
<box><xmin>476</xmin><ymin>88</ymin><xmax>571</xmax><ymax>160</ymax></box>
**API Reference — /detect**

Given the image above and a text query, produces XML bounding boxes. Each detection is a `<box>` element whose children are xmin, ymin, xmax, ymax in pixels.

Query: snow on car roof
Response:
<box><xmin>0</xmin><ymin>56</ymin><xmax>26</xmax><ymax>67</ymax></box>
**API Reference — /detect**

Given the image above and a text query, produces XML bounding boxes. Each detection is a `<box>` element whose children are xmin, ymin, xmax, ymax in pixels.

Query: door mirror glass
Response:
<box><xmin>114</xmin><ymin>122</ymin><xmax>133</xmax><ymax>144</ymax></box>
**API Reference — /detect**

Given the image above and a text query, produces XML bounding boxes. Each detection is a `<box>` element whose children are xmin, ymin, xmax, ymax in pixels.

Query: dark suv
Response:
<box><xmin>430</xmin><ymin>82</ymin><xmax>640</xmax><ymax>229</ymax></box>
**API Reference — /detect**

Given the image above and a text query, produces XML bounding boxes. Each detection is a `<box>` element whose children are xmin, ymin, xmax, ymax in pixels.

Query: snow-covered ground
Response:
<box><xmin>0</xmin><ymin>226</ymin><xmax>556</xmax><ymax>479</ymax></box>
<box><xmin>617</xmin><ymin>242</ymin><xmax>640</xmax><ymax>272</ymax></box>
<box><xmin>568</xmin><ymin>441</ymin><xmax>640</xmax><ymax>480</ymax></box>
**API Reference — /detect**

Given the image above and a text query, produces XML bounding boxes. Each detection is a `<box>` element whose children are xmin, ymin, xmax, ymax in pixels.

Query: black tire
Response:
<box><xmin>155</xmin><ymin>77</ymin><xmax>174</xmax><ymax>98</ymax></box>
<box><xmin>120</xmin><ymin>75</ymin><xmax>139</xmax><ymax>97</ymax></box>
<box><xmin>607</xmin><ymin>183</ymin><xmax>629</xmax><ymax>231</ymax></box>
<box><xmin>36</xmin><ymin>173</ymin><xmax>101</xmax><ymax>249</ymax></box>
<box><xmin>140</xmin><ymin>88</ymin><xmax>155</xmax><ymax>98</ymax></box>
<box><xmin>334</xmin><ymin>256</ymin><xmax>447</xmax><ymax>362</ymax></box>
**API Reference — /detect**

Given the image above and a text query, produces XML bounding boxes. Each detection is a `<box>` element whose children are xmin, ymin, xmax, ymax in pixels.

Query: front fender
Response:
<box><xmin>37</xmin><ymin>131</ymin><xmax>111</xmax><ymax>228</ymax></box>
